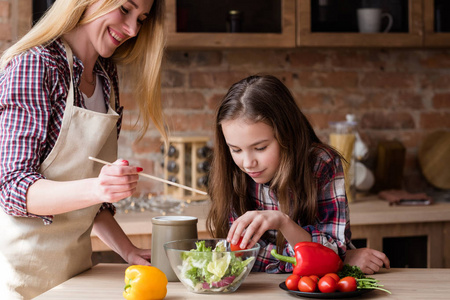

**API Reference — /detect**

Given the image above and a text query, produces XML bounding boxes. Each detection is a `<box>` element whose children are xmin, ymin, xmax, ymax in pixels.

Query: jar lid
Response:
<box><xmin>152</xmin><ymin>216</ymin><xmax>198</xmax><ymax>225</ymax></box>
<box><xmin>229</xmin><ymin>10</ymin><xmax>241</xmax><ymax>15</ymax></box>
<box><xmin>329</xmin><ymin>114</ymin><xmax>357</xmax><ymax>133</ymax></box>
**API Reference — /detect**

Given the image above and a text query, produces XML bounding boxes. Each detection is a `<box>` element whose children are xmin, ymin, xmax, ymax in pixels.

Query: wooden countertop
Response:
<box><xmin>35</xmin><ymin>263</ymin><xmax>450</xmax><ymax>299</ymax></box>
<box><xmin>109</xmin><ymin>201</ymin><xmax>211</xmax><ymax>236</ymax></box>
<box><xmin>92</xmin><ymin>197</ymin><xmax>450</xmax><ymax>238</ymax></box>
<box><xmin>347</xmin><ymin>196</ymin><xmax>450</xmax><ymax>225</ymax></box>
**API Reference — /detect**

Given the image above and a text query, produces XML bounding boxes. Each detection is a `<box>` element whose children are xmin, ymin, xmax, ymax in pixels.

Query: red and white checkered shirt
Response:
<box><xmin>229</xmin><ymin>144</ymin><xmax>353</xmax><ymax>273</ymax></box>
<box><xmin>0</xmin><ymin>38</ymin><xmax>123</xmax><ymax>224</ymax></box>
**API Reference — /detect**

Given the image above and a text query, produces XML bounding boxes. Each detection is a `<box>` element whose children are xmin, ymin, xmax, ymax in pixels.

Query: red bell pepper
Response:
<box><xmin>270</xmin><ymin>241</ymin><xmax>343</xmax><ymax>277</ymax></box>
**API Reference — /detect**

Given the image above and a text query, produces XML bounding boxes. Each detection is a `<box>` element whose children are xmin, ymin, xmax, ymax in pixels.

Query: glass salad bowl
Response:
<box><xmin>164</xmin><ymin>238</ymin><xmax>260</xmax><ymax>293</ymax></box>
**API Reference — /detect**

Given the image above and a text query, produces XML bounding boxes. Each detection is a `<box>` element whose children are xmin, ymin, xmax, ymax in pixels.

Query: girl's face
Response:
<box><xmin>84</xmin><ymin>0</ymin><xmax>154</xmax><ymax>58</ymax></box>
<box><xmin>221</xmin><ymin>118</ymin><xmax>281</xmax><ymax>185</ymax></box>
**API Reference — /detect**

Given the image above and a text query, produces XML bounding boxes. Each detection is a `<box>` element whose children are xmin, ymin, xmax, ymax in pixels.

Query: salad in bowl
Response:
<box><xmin>164</xmin><ymin>238</ymin><xmax>260</xmax><ymax>293</ymax></box>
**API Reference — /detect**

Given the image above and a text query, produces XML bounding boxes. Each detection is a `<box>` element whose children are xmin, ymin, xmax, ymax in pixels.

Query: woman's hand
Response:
<box><xmin>93</xmin><ymin>210</ymin><xmax>151</xmax><ymax>266</ymax></box>
<box><xmin>344</xmin><ymin>248</ymin><xmax>390</xmax><ymax>274</ymax></box>
<box><xmin>94</xmin><ymin>159</ymin><xmax>141</xmax><ymax>204</ymax></box>
<box><xmin>124</xmin><ymin>246</ymin><xmax>152</xmax><ymax>266</ymax></box>
<box><xmin>227</xmin><ymin>210</ymin><xmax>289</xmax><ymax>249</ymax></box>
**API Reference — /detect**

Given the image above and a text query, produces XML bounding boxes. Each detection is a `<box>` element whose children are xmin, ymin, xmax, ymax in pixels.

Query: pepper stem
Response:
<box><xmin>124</xmin><ymin>279</ymin><xmax>132</xmax><ymax>292</ymax></box>
<box><xmin>270</xmin><ymin>249</ymin><xmax>296</xmax><ymax>265</ymax></box>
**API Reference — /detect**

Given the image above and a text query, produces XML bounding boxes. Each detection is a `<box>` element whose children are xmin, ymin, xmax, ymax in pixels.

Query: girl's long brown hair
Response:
<box><xmin>207</xmin><ymin>75</ymin><xmax>333</xmax><ymax>252</ymax></box>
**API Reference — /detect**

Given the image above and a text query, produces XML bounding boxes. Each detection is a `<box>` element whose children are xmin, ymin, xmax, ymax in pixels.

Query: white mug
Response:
<box><xmin>357</xmin><ymin>8</ymin><xmax>393</xmax><ymax>33</ymax></box>
<box><xmin>355</xmin><ymin>162</ymin><xmax>375</xmax><ymax>191</ymax></box>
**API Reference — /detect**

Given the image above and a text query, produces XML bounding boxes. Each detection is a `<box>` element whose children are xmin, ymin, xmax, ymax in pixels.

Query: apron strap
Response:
<box><xmin>61</xmin><ymin>39</ymin><xmax>116</xmax><ymax>111</ymax></box>
<box><xmin>61</xmin><ymin>39</ymin><xmax>75</xmax><ymax>110</ymax></box>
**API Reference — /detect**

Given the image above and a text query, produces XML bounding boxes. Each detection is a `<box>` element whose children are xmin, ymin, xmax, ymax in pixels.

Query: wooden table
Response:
<box><xmin>34</xmin><ymin>263</ymin><xmax>450</xmax><ymax>299</ymax></box>
<box><xmin>91</xmin><ymin>197</ymin><xmax>450</xmax><ymax>267</ymax></box>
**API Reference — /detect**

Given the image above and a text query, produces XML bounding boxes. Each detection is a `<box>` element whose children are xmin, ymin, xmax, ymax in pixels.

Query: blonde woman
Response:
<box><xmin>0</xmin><ymin>0</ymin><xmax>166</xmax><ymax>298</ymax></box>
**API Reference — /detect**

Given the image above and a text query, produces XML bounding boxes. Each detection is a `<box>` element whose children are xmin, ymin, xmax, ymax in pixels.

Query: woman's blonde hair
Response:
<box><xmin>0</xmin><ymin>0</ymin><xmax>167</xmax><ymax>142</ymax></box>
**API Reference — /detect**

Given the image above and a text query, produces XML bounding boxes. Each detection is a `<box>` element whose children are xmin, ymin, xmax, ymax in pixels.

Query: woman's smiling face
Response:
<box><xmin>84</xmin><ymin>0</ymin><xmax>154</xmax><ymax>58</ymax></box>
<box><xmin>221</xmin><ymin>118</ymin><xmax>281</xmax><ymax>185</ymax></box>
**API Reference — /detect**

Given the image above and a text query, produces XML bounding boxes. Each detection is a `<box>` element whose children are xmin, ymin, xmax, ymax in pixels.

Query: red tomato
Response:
<box><xmin>285</xmin><ymin>274</ymin><xmax>301</xmax><ymax>291</ymax></box>
<box><xmin>230</xmin><ymin>237</ymin><xmax>244</xmax><ymax>256</ymax></box>
<box><xmin>318</xmin><ymin>276</ymin><xmax>338</xmax><ymax>293</ymax></box>
<box><xmin>324</xmin><ymin>273</ymin><xmax>340</xmax><ymax>282</ymax></box>
<box><xmin>337</xmin><ymin>276</ymin><xmax>357</xmax><ymax>293</ymax></box>
<box><xmin>309</xmin><ymin>275</ymin><xmax>319</xmax><ymax>282</ymax></box>
<box><xmin>298</xmin><ymin>276</ymin><xmax>317</xmax><ymax>293</ymax></box>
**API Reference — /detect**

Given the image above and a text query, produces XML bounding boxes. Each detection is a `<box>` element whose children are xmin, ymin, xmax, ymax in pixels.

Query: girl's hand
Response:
<box><xmin>227</xmin><ymin>210</ymin><xmax>289</xmax><ymax>249</ymax></box>
<box><xmin>344</xmin><ymin>248</ymin><xmax>390</xmax><ymax>274</ymax></box>
<box><xmin>94</xmin><ymin>159</ymin><xmax>141</xmax><ymax>203</ymax></box>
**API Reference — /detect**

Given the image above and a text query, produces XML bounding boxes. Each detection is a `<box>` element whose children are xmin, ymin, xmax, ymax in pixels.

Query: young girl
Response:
<box><xmin>206</xmin><ymin>75</ymin><xmax>389</xmax><ymax>275</ymax></box>
<box><xmin>0</xmin><ymin>0</ymin><xmax>166</xmax><ymax>298</ymax></box>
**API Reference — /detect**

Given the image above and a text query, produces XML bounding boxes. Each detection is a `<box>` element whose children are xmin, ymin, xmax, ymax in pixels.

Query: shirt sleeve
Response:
<box><xmin>0</xmin><ymin>52</ymin><xmax>54</xmax><ymax>222</ymax></box>
<box><xmin>97</xmin><ymin>202</ymin><xmax>116</xmax><ymax>217</ymax></box>
<box><xmin>229</xmin><ymin>187</ymin><xmax>297</xmax><ymax>274</ymax></box>
<box><xmin>257</xmin><ymin>238</ymin><xmax>297</xmax><ymax>274</ymax></box>
<box><xmin>303</xmin><ymin>149</ymin><xmax>350</xmax><ymax>259</ymax></box>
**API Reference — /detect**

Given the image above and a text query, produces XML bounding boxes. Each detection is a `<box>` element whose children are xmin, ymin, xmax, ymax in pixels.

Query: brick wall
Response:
<box><xmin>130</xmin><ymin>48</ymin><xmax>449</xmax><ymax>195</ymax></box>
<box><xmin>3</xmin><ymin>1</ymin><xmax>449</xmax><ymax>195</ymax></box>
<box><xmin>0</xmin><ymin>0</ymin><xmax>31</xmax><ymax>52</ymax></box>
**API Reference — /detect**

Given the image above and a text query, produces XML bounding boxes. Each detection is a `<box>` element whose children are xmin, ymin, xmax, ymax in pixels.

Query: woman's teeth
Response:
<box><xmin>109</xmin><ymin>29</ymin><xmax>123</xmax><ymax>42</ymax></box>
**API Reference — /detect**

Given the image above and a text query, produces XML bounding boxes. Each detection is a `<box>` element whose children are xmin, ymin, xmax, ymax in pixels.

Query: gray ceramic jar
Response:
<box><xmin>151</xmin><ymin>216</ymin><xmax>198</xmax><ymax>281</ymax></box>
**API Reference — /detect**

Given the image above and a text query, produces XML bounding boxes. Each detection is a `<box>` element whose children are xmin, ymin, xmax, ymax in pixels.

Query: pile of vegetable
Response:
<box><xmin>271</xmin><ymin>241</ymin><xmax>390</xmax><ymax>294</ymax></box>
<box><xmin>179</xmin><ymin>240</ymin><xmax>255</xmax><ymax>292</ymax></box>
<box><xmin>284</xmin><ymin>264</ymin><xmax>391</xmax><ymax>294</ymax></box>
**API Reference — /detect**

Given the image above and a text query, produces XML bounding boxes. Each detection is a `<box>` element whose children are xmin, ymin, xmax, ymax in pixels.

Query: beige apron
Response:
<box><xmin>0</xmin><ymin>41</ymin><xmax>119</xmax><ymax>299</ymax></box>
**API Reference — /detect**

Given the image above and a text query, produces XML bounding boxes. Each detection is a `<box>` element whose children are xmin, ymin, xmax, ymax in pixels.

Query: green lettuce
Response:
<box><xmin>179</xmin><ymin>240</ymin><xmax>255</xmax><ymax>291</ymax></box>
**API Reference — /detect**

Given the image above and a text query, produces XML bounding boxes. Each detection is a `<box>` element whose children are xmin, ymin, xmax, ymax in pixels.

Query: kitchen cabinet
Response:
<box><xmin>297</xmin><ymin>0</ymin><xmax>423</xmax><ymax>47</ymax></box>
<box><xmin>165</xmin><ymin>0</ymin><xmax>296</xmax><ymax>49</ymax></box>
<box><xmin>164</xmin><ymin>0</ymin><xmax>448</xmax><ymax>48</ymax></box>
<box><xmin>423</xmin><ymin>0</ymin><xmax>450</xmax><ymax>47</ymax></box>
<box><xmin>349</xmin><ymin>197</ymin><xmax>450</xmax><ymax>268</ymax></box>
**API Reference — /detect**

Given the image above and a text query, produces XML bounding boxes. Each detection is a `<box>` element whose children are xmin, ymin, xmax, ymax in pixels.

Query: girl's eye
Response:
<box><xmin>230</xmin><ymin>148</ymin><xmax>241</xmax><ymax>153</ymax></box>
<box><xmin>256</xmin><ymin>146</ymin><xmax>267</xmax><ymax>151</ymax></box>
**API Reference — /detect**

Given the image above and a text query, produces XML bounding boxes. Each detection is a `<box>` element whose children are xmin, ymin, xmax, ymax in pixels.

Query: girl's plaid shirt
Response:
<box><xmin>229</xmin><ymin>145</ymin><xmax>353</xmax><ymax>273</ymax></box>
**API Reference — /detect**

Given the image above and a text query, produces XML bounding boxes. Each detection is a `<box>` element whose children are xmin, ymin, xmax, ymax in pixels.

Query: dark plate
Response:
<box><xmin>279</xmin><ymin>282</ymin><xmax>373</xmax><ymax>299</ymax></box>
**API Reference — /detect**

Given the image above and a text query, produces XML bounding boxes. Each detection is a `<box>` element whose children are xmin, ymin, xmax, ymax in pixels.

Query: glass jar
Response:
<box><xmin>329</xmin><ymin>114</ymin><xmax>357</xmax><ymax>203</ymax></box>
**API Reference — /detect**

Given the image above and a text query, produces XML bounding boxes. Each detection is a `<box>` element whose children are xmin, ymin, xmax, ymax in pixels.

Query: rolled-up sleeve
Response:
<box><xmin>304</xmin><ymin>150</ymin><xmax>350</xmax><ymax>259</ymax></box>
<box><xmin>0</xmin><ymin>52</ymin><xmax>54</xmax><ymax>222</ymax></box>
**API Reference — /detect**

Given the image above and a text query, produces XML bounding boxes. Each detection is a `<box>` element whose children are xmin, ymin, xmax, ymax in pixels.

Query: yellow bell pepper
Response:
<box><xmin>123</xmin><ymin>265</ymin><xmax>168</xmax><ymax>300</ymax></box>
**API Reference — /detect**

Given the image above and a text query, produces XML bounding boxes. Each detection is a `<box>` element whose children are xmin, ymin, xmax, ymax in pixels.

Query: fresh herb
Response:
<box><xmin>356</xmin><ymin>278</ymin><xmax>391</xmax><ymax>294</ymax></box>
<box><xmin>337</xmin><ymin>264</ymin><xmax>366</xmax><ymax>279</ymax></box>
<box><xmin>338</xmin><ymin>264</ymin><xmax>391</xmax><ymax>294</ymax></box>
